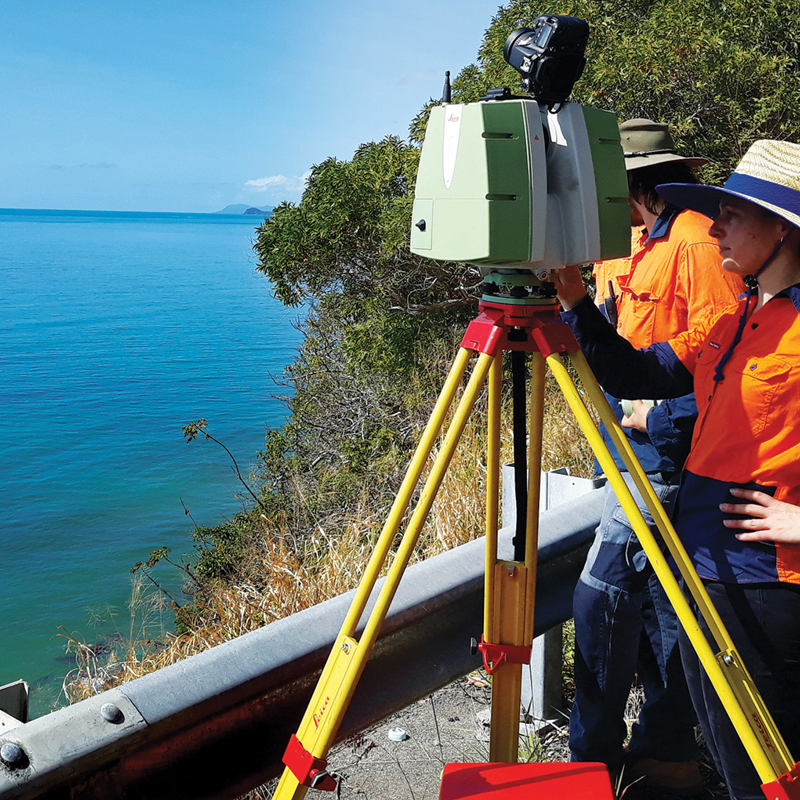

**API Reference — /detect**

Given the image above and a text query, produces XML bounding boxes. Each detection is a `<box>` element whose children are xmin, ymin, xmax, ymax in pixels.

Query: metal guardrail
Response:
<box><xmin>0</xmin><ymin>489</ymin><xmax>603</xmax><ymax>800</ymax></box>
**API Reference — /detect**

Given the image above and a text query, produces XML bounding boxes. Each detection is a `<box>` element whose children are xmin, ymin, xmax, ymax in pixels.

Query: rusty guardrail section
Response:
<box><xmin>0</xmin><ymin>489</ymin><xmax>603</xmax><ymax>800</ymax></box>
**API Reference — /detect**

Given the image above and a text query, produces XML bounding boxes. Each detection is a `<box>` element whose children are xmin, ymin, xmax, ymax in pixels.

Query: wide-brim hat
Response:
<box><xmin>620</xmin><ymin>118</ymin><xmax>708</xmax><ymax>171</ymax></box>
<box><xmin>657</xmin><ymin>139</ymin><xmax>800</xmax><ymax>229</ymax></box>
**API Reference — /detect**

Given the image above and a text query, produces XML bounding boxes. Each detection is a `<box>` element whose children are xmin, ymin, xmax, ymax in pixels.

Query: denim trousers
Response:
<box><xmin>680</xmin><ymin>580</ymin><xmax>800</xmax><ymax>800</ymax></box>
<box><xmin>569</xmin><ymin>474</ymin><xmax>699</xmax><ymax>769</ymax></box>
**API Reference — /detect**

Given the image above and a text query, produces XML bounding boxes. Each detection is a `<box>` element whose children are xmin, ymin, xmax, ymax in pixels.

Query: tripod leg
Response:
<box><xmin>485</xmin><ymin>351</ymin><xmax>546</xmax><ymax>763</ymax></box>
<box><xmin>356</xmin><ymin>350</ymin><xmax>495</xmax><ymax>657</ymax></box>
<box><xmin>566</xmin><ymin>349</ymin><xmax>795</xmax><ymax>774</ymax></box>
<box><xmin>547</xmin><ymin>349</ymin><xmax>794</xmax><ymax>784</ymax></box>
<box><xmin>567</xmin><ymin>353</ymin><xmax>732</xmax><ymax>644</ymax></box>
<box><xmin>275</xmin><ymin>349</ymin><xmax>494</xmax><ymax>800</ymax></box>
<box><xmin>341</xmin><ymin>347</ymin><xmax>475</xmax><ymax>638</ymax></box>
<box><xmin>487</xmin><ymin>560</ymin><xmax>528</xmax><ymax>763</ymax></box>
<box><xmin>486</xmin><ymin>350</ymin><xmax>527</xmax><ymax>763</ymax></box>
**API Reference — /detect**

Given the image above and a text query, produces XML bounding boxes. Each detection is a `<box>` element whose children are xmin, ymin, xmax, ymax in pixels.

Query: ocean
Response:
<box><xmin>0</xmin><ymin>208</ymin><xmax>303</xmax><ymax>716</ymax></box>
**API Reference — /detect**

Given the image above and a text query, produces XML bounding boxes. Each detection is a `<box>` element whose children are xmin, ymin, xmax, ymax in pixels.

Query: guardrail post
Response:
<box><xmin>0</xmin><ymin>681</ymin><xmax>29</xmax><ymax>736</ymax></box>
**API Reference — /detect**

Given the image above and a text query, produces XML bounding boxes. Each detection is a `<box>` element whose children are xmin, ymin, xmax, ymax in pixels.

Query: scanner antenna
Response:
<box><xmin>442</xmin><ymin>71</ymin><xmax>452</xmax><ymax>103</ymax></box>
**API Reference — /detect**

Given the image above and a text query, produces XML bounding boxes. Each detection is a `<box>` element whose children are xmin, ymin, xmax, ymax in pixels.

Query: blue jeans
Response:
<box><xmin>569</xmin><ymin>474</ymin><xmax>699</xmax><ymax>769</ymax></box>
<box><xmin>680</xmin><ymin>580</ymin><xmax>800</xmax><ymax>800</ymax></box>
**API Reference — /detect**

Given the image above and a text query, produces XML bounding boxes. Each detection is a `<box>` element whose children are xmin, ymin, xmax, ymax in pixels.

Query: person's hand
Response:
<box><xmin>621</xmin><ymin>400</ymin><xmax>650</xmax><ymax>432</ymax></box>
<box><xmin>720</xmin><ymin>488</ymin><xmax>800</xmax><ymax>544</ymax></box>
<box><xmin>550</xmin><ymin>265</ymin><xmax>587</xmax><ymax>310</ymax></box>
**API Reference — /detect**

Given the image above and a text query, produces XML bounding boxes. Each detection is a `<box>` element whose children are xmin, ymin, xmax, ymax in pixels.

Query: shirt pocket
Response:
<box><xmin>624</xmin><ymin>293</ymin><xmax>660</xmax><ymax>343</ymax></box>
<box><xmin>730</xmin><ymin>355</ymin><xmax>792</xmax><ymax>436</ymax></box>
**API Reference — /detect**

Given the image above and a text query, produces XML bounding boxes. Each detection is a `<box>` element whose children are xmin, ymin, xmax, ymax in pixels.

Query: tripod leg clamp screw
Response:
<box><xmin>283</xmin><ymin>734</ymin><xmax>338</xmax><ymax>791</ymax></box>
<box><xmin>476</xmin><ymin>635</ymin><xmax>532</xmax><ymax>675</ymax></box>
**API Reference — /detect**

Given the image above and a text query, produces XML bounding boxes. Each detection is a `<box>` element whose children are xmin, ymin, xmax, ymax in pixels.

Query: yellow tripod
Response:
<box><xmin>275</xmin><ymin>297</ymin><xmax>800</xmax><ymax>800</ymax></box>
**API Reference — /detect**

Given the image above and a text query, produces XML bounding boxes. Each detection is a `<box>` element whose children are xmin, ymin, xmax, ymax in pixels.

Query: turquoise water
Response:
<box><xmin>0</xmin><ymin>208</ymin><xmax>303</xmax><ymax>715</ymax></box>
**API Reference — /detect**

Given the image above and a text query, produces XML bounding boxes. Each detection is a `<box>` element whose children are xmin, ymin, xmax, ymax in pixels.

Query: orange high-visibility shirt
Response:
<box><xmin>669</xmin><ymin>290</ymin><xmax>800</xmax><ymax>584</ymax></box>
<box><xmin>616</xmin><ymin>210</ymin><xmax>744</xmax><ymax>349</ymax></box>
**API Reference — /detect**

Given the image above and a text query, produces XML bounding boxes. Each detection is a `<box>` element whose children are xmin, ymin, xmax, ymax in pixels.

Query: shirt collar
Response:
<box><xmin>645</xmin><ymin>207</ymin><xmax>679</xmax><ymax>243</ymax></box>
<box><xmin>776</xmin><ymin>283</ymin><xmax>800</xmax><ymax>312</ymax></box>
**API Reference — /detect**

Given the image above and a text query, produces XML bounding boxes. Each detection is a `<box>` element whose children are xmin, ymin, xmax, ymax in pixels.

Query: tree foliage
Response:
<box><xmin>253</xmin><ymin>136</ymin><xmax>478</xmax><ymax>317</ymax></box>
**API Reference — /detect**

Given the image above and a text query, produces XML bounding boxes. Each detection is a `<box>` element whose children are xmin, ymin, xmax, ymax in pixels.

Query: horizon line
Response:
<box><xmin>0</xmin><ymin>205</ymin><xmax>273</xmax><ymax>216</ymax></box>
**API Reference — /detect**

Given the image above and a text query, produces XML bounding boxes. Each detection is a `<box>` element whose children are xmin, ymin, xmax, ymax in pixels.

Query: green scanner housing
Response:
<box><xmin>410</xmin><ymin>98</ymin><xmax>631</xmax><ymax>276</ymax></box>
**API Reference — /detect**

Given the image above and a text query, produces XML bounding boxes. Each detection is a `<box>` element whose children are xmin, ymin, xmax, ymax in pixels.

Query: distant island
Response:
<box><xmin>215</xmin><ymin>204</ymin><xmax>272</xmax><ymax>216</ymax></box>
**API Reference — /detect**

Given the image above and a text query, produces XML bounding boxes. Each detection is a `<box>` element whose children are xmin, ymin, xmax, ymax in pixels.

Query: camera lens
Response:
<box><xmin>503</xmin><ymin>27</ymin><xmax>535</xmax><ymax>70</ymax></box>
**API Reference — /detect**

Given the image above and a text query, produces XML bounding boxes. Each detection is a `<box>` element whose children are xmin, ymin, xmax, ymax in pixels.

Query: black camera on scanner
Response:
<box><xmin>503</xmin><ymin>15</ymin><xmax>590</xmax><ymax>109</ymax></box>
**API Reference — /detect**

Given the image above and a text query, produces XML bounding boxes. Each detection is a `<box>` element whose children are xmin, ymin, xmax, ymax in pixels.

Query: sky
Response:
<box><xmin>0</xmin><ymin>0</ymin><xmax>501</xmax><ymax>213</ymax></box>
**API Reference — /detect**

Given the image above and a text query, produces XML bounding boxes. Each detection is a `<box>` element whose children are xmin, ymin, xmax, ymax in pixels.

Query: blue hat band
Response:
<box><xmin>724</xmin><ymin>172</ymin><xmax>800</xmax><ymax>219</ymax></box>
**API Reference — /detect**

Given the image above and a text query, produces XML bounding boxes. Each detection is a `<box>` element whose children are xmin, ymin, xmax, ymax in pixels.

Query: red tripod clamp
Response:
<box><xmin>476</xmin><ymin>635</ymin><xmax>532</xmax><ymax>675</ymax></box>
<box><xmin>461</xmin><ymin>300</ymin><xmax>580</xmax><ymax>358</ymax></box>
<box><xmin>762</xmin><ymin>762</ymin><xmax>800</xmax><ymax>800</ymax></box>
<box><xmin>282</xmin><ymin>733</ymin><xmax>338</xmax><ymax>791</ymax></box>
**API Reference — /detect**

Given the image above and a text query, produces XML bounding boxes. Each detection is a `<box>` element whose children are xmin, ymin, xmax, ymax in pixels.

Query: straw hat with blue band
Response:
<box><xmin>657</xmin><ymin>139</ymin><xmax>800</xmax><ymax>228</ymax></box>
<box><xmin>656</xmin><ymin>139</ymin><xmax>800</xmax><ymax>383</ymax></box>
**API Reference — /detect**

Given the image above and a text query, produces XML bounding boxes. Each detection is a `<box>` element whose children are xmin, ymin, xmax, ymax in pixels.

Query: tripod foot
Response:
<box><xmin>439</xmin><ymin>761</ymin><xmax>615</xmax><ymax>799</ymax></box>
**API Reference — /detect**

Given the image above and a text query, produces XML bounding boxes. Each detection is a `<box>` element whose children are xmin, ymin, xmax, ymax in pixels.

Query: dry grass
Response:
<box><xmin>63</xmin><ymin>361</ymin><xmax>599</xmax><ymax>701</ymax></box>
<box><xmin>541</xmin><ymin>368</ymin><xmax>598</xmax><ymax>477</ymax></box>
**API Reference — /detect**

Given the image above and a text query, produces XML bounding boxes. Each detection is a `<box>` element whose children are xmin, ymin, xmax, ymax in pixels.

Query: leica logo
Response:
<box><xmin>313</xmin><ymin>695</ymin><xmax>331</xmax><ymax>729</ymax></box>
<box><xmin>752</xmin><ymin>713</ymin><xmax>775</xmax><ymax>750</ymax></box>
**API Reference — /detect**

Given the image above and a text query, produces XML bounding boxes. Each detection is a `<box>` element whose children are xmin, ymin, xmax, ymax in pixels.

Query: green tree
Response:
<box><xmin>254</xmin><ymin>136</ymin><xmax>477</xmax><ymax>317</ymax></box>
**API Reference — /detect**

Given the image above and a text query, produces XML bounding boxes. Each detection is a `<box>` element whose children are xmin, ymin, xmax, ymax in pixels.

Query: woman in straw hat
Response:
<box><xmin>552</xmin><ymin>139</ymin><xmax>800</xmax><ymax>800</ymax></box>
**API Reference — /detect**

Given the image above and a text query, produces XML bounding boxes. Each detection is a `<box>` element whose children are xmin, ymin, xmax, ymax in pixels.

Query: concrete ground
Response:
<box><xmin>260</xmin><ymin>674</ymin><xmax>731</xmax><ymax>800</ymax></box>
<box><xmin>327</xmin><ymin>673</ymin><xmax>494</xmax><ymax>800</ymax></box>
